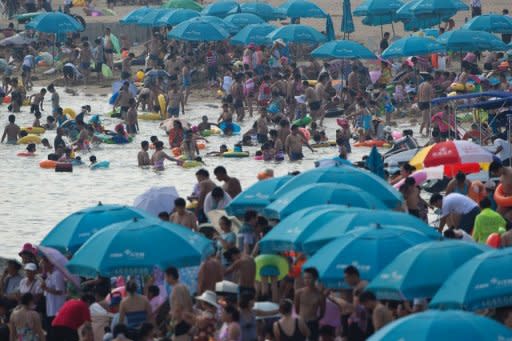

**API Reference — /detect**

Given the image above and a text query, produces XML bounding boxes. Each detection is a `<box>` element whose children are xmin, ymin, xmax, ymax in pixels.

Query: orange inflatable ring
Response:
<box><xmin>196</xmin><ymin>142</ymin><xmax>206</xmax><ymax>150</ymax></box>
<box><xmin>171</xmin><ymin>147</ymin><xmax>182</xmax><ymax>157</ymax></box>
<box><xmin>494</xmin><ymin>184</ymin><xmax>512</xmax><ymax>208</ymax></box>
<box><xmin>257</xmin><ymin>171</ymin><xmax>272</xmax><ymax>180</ymax></box>
<box><xmin>17</xmin><ymin>152</ymin><xmax>35</xmax><ymax>157</ymax></box>
<box><xmin>40</xmin><ymin>160</ymin><xmax>57</xmax><ymax>169</ymax></box>
<box><xmin>353</xmin><ymin>140</ymin><xmax>390</xmax><ymax>148</ymax></box>
<box><xmin>468</xmin><ymin>181</ymin><xmax>486</xmax><ymax>204</ymax></box>
<box><xmin>3</xmin><ymin>96</ymin><xmax>11</xmax><ymax>104</ymax></box>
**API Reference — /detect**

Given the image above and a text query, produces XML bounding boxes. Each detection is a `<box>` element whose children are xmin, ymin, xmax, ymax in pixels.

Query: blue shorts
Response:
<box><xmin>168</xmin><ymin>107</ymin><xmax>180</xmax><ymax>117</ymax></box>
<box><xmin>290</xmin><ymin>152</ymin><xmax>304</xmax><ymax>161</ymax></box>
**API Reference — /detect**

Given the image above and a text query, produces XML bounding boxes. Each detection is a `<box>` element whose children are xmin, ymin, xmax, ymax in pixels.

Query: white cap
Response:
<box><xmin>215</xmin><ymin>280</ymin><xmax>239</xmax><ymax>294</ymax></box>
<box><xmin>195</xmin><ymin>290</ymin><xmax>220</xmax><ymax>308</ymax></box>
<box><xmin>24</xmin><ymin>263</ymin><xmax>37</xmax><ymax>271</ymax></box>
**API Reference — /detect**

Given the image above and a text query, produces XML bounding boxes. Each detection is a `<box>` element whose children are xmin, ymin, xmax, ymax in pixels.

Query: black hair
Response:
<box><xmin>344</xmin><ymin>265</ymin><xmax>360</xmax><ymax>277</ymax></box>
<box><xmin>405</xmin><ymin>176</ymin><xmax>416</xmax><ymax>186</ymax></box>
<box><xmin>489</xmin><ymin>160</ymin><xmax>503</xmax><ymax>176</ymax></box>
<box><xmin>113</xmin><ymin>324</ymin><xmax>129</xmax><ymax>337</ymax></box>
<box><xmin>126</xmin><ymin>281</ymin><xmax>137</xmax><ymax>294</ymax></box>
<box><xmin>214</xmin><ymin>165</ymin><xmax>227</xmax><ymax>175</ymax></box>
<box><xmin>141</xmin><ymin>141</ymin><xmax>149</xmax><ymax>148</ymax></box>
<box><xmin>212</xmin><ymin>187</ymin><xmax>224</xmax><ymax>198</ymax></box>
<box><xmin>165</xmin><ymin>266</ymin><xmax>179</xmax><ymax>280</ymax></box>
<box><xmin>81</xmin><ymin>293</ymin><xmax>96</xmax><ymax>305</ymax></box>
<box><xmin>455</xmin><ymin>171</ymin><xmax>466</xmax><ymax>183</ymax></box>
<box><xmin>21</xmin><ymin>293</ymin><xmax>34</xmax><ymax>306</ymax></box>
<box><xmin>158</xmin><ymin>211</ymin><xmax>169</xmax><ymax>220</ymax></box>
<box><xmin>139</xmin><ymin>322</ymin><xmax>154</xmax><ymax>338</ymax></box>
<box><xmin>219</xmin><ymin>215</ymin><xmax>232</xmax><ymax>228</ymax></box>
<box><xmin>279</xmin><ymin>299</ymin><xmax>293</xmax><ymax>315</ymax></box>
<box><xmin>148</xmin><ymin>285</ymin><xmax>160</xmax><ymax>297</ymax></box>
<box><xmin>174</xmin><ymin>197</ymin><xmax>186</xmax><ymax>207</ymax></box>
<box><xmin>304</xmin><ymin>267</ymin><xmax>319</xmax><ymax>280</ymax></box>
<box><xmin>244</xmin><ymin>210</ymin><xmax>258</xmax><ymax>222</ymax></box>
<box><xmin>224</xmin><ymin>305</ymin><xmax>240</xmax><ymax>322</ymax></box>
<box><xmin>196</xmin><ymin>168</ymin><xmax>209</xmax><ymax>178</ymax></box>
<box><xmin>480</xmin><ymin>197</ymin><xmax>492</xmax><ymax>209</ymax></box>
<box><xmin>430</xmin><ymin>193</ymin><xmax>443</xmax><ymax>206</ymax></box>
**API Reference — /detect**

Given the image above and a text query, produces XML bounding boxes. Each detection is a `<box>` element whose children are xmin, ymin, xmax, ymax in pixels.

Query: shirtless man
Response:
<box><xmin>170</xmin><ymin>198</ymin><xmax>197</xmax><ymax>230</ymax></box>
<box><xmin>30</xmin><ymin>88</ymin><xmax>46</xmax><ymax>115</ymax></box>
<box><xmin>256</xmin><ymin>109</ymin><xmax>269</xmax><ymax>144</ymax></box>
<box><xmin>103</xmin><ymin>28</ymin><xmax>114</xmax><ymax>69</ymax></box>
<box><xmin>418</xmin><ymin>77</ymin><xmax>434</xmax><ymax>136</ymax></box>
<box><xmin>147</xmin><ymin>32</ymin><xmax>161</xmax><ymax>69</ymax></box>
<box><xmin>150</xmin><ymin>141</ymin><xmax>180</xmax><ymax>170</ymax></box>
<box><xmin>231</xmin><ymin>73</ymin><xmax>245</xmax><ymax>121</ymax></box>
<box><xmin>197</xmin><ymin>254</ymin><xmax>223</xmax><ymax>294</ymax></box>
<box><xmin>1</xmin><ymin>114</ymin><xmax>20</xmax><ymax>144</ymax></box>
<box><xmin>303</xmin><ymin>81</ymin><xmax>322</xmax><ymax>123</ymax></box>
<box><xmin>182</xmin><ymin>60</ymin><xmax>192</xmax><ymax>105</ymax></box>
<box><xmin>316</xmin><ymin>73</ymin><xmax>330</xmax><ymax>127</ymax></box>
<box><xmin>138</xmin><ymin>141</ymin><xmax>150</xmax><ymax>166</ymax></box>
<box><xmin>225</xmin><ymin>247</ymin><xmax>256</xmax><ymax>299</ymax></box>
<box><xmin>490</xmin><ymin>160</ymin><xmax>512</xmax><ymax>222</ymax></box>
<box><xmin>213</xmin><ymin>166</ymin><xmax>242</xmax><ymax>199</ymax></box>
<box><xmin>294</xmin><ymin>267</ymin><xmax>325</xmax><ymax>341</ymax></box>
<box><xmin>192</xmin><ymin>168</ymin><xmax>216</xmax><ymax>223</ymax></box>
<box><xmin>121</xmin><ymin>53</ymin><xmax>134</xmax><ymax>80</ymax></box>
<box><xmin>400</xmin><ymin>177</ymin><xmax>421</xmax><ymax>217</ymax></box>
<box><xmin>165</xmin><ymin>266</ymin><xmax>193</xmax><ymax>341</ymax></box>
<box><xmin>113</xmin><ymin>82</ymin><xmax>133</xmax><ymax>120</ymax></box>
<box><xmin>285</xmin><ymin>124</ymin><xmax>314</xmax><ymax>161</ymax></box>
<box><xmin>126</xmin><ymin>98</ymin><xmax>139</xmax><ymax>135</ymax></box>
<box><xmin>79</xmin><ymin>41</ymin><xmax>93</xmax><ymax>82</ymax></box>
<box><xmin>277</xmin><ymin>119</ymin><xmax>291</xmax><ymax>147</ymax></box>
<box><xmin>167</xmin><ymin>84</ymin><xmax>184</xmax><ymax>118</ymax></box>
<box><xmin>47</xmin><ymin>84</ymin><xmax>59</xmax><ymax>116</ymax></box>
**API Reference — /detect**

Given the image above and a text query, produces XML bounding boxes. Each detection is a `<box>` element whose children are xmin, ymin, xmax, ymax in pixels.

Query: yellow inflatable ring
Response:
<box><xmin>138</xmin><ymin>112</ymin><xmax>162</xmax><ymax>121</ymax></box>
<box><xmin>255</xmin><ymin>254</ymin><xmax>289</xmax><ymax>282</ymax></box>
<box><xmin>223</xmin><ymin>151</ymin><xmax>250</xmax><ymax>158</ymax></box>
<box><xmin>21</xmin><ymin>127</ymin><xmax>45</xmax><ymax>135</ymax></box>
<box><xmin>182</xmin><ymin>160</ymin><xmax>202</xmax><ymax>169</ymax></box>
<box><xmin>311</xmin><ymin>141</ymin><xmax>337</xmax><ymax>148</ymax></box>
<box><xmin>17</xmin><ymin>135</ymin><xmax>41</xmax><ymax>144</ymax></box>
<box><xmin>63</xmin><ymin>108</ymin><xmax>76</xmax><ymax>119</ymax></box>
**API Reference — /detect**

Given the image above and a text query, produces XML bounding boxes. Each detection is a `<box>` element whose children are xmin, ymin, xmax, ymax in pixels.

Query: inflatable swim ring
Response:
<box><xmin>257</xmin><ymin>170</ymin><xmax>273</xmax><ymax>180</ymax></box>
<box><xmin>223</xmin><ymin>151</ymin><xmax>250</xmax><ymax>158</ymax></box>
<box><xmin>105</xmin><ymin>109</ymin><xmax>122</xmax><ymax>118</ymax></box>
<box><xmin>102</xmin><ymin>64</ymin><xmax>113</xmax><ymax>79</ymax></box>
<box><xmin>197</xmin><ymin>142</ymin><xmax>206</xmax><ymax>150</ymax></box>
<box><xmin>182</xmin><ymin>160</ymin><xmax>202</xmax><ymax>168</ymax></box>
<box><xmin>95</xmin><ymin>133</ymin><xmax>133</xmax><ymax>144</ymax></box>
<box><xmin>293</xmin><ymin>115</ymin><xmax>313</xmax><ymax>127</ymax></box>
<box><xmin>219</xmin><ymin>122</ymin><xmax>241</xmax><ymax>135</ymax></box>
<box><xmin>255</xmin><ymin>254</ymin><xmax>290</xmax><ymax>282</ymax></box>
<box><xmin>450</xmin><ymin>82</ymin><xmax>465</xmax><ymax>92</ymax></box>
<box><xmin>172</xmin><ymin>147</ymin><xmax>182</xmax><ymax>157</ymax></box>
<box><xmin>138</xmin><ymin>112</ymin><xmax>162</xmax><ymax>121</ymax></box>
<box><xmin>40</xmin><ymin>160</ymin><xmax>57</xmax><ymax>169</ymax></box>
<box><xmin>306</xmin><ymin>80</ymin><xmax>318</xmax><ymax>86</ymax></box>
<box><xmin>63</xmin><ymin>108</ymin><xmax>76</xmax><ymax>119</ymax></box>
<box><xmin>254</xmin><ymin>155</ymin><xmax>263</xmax><ymax>160</ymax></box>
<box><xmin>3</xmin><ymin>96</ymin><xmax>11</xmax><ymax>104</ymax></box>
<box><xmin>353</xmin><ymin>140</ymin><xmax>390</xmax><ymax>148</ymax></box>
<box><xmin>17</xmin><ymin>135</ymin><xmax>41</xmax><ymax>144</ymax></box>
<box><xmin>494</xmin><ymin>184</ymin><xmax>512</xmax><ymax>208</ymax></box>
<box><xmin>186</xmin><ymin>201</ymin><xmax>198</xmax><ymax>210</ymax></box>
<box><xmin>311</xmin><ymin>141</ymin><xmax>336</xmax><ymax>148</ymax></box>
<box><xmin>91</xmin><ymin>160</ymin><xmax>110</xmax><ymax>170</ymax></box>
<box><xmin>21</xmin><ymin>127</ymin><xmax>45</xmax><ymax>135</ymax></box>
<box><xmin>157</xmin><ymin>94</ymin><xmax>166</xmax><ymax>119</ymax></box>
<box><xmin>200</xmin><ymin>127</ymin><xmax>222</xmax><ymax>137</ymax></box>
<box><xmin>298</xmin><ymin>127</ymin><xmax>311</xmax><ymax>141</ymax></box>
<box><xmin>17</xmin><ymin>152</ymin><xmax>35</xmax><ymax>157</ymax></box>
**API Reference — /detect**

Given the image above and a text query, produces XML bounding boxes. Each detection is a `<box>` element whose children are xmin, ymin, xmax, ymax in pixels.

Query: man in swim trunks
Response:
<box><xmin>490</xmin><ymin>160</ymin><xmax>512</xmax><ymax>223</ymax></box>
<box><xmin>224</xmin><ymin>247</ymin><xmax>256</xmax><ymax>300</ymax></box>
<box><xmin>182</xmin><ymin>59</ymin><xmax>191</xmax><ymax>105</ymax></box>
<box><xmin>113</xmin><ymin>82</ymin><xmax>133</xmax><ymax>120</ymax></box>
<box><xmin>137</xmin><ymin>141</ymin><xmax>150</xmax><ymax>166</ymax></box>
<box><xmin>167</xmin><ymin>84</ymin><xmax>184</xmax><ymax>118</ymax></box>
<box><xmin>103</xmin><ymin>28</ymin><xmax>114</xmax><ymax>70</ymax></box>
<box><xmin>303</xmin><ymin>81</ymin><xmax>322</xmax><ymax>122</ymax></box>
<box><xmin>285</xmin><ymin>124</ymin><xmax>314</xmax><ymax>161</ymax></box>
<box><xmin>294</xmin><ymin>267</ymin><xmax>326</xmax><ymax>341</ymax></box>
<box><xmin>165</xmin><ymin>266</ymin><xmax>193</xmax><ymax>341</ymax></box>
<box><xmin>231</xmin><ymin>73</ymin><xmax>245</xmax><ymax>121</ymax></box>
<box><xmin>418</xmin><ymin>76</ymin><xmax>434</xmax><ymax>136</ymax></box>
<box><xmin>1</xmin><ymin>114</ymin><xmax>20</xmax><ymax>144</ymax></box>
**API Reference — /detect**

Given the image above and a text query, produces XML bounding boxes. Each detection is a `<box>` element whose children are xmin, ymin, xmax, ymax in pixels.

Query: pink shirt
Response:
<box><xmin>431</xmin><ymin>112</ymin><xmax>450</xmax><ymax>133</ymax></box>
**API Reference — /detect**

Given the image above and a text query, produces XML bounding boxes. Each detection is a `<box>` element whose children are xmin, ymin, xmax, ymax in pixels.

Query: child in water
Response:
<box><xmin>1</xmin><ymin>114</ymin><xmax>20</xmax><ymax>144</ymax></box>
<box><xmin>25</xmin><ymin>143</ymin><xmax>36</xmax><ymax>155</ymax></box>
<box><xmin>206</xmin><ymin>144</ymin><xmax>228</xmax><ymax>157</ymax></box>
<box><xmin>41</xmin><ymin>138</ymin><xmax>52</xmax><ymax>149</ymax></box>
<box><xmin>32</xmin><ymin>112</ymin><xmax>42</xmax><ymax>128</ymax></box>
<box><xmin>89</xmin><ymin>155</ymin><xmax>97</xmax><ymax>167</ymax></box>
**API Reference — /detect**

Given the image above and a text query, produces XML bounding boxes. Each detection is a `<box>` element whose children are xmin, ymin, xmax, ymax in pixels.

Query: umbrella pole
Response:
<box><xmin>380</xmin><ymin>24</ymin><xmax>384</xmax><ymax>38</ymax></box>
<box><xmin>391</xmin><ymin>22</ymin><xmax>395</xmax><ymax>37</ymax></box>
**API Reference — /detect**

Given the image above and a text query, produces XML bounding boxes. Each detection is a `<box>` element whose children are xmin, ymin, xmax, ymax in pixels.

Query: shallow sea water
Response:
<box><xmin>0</xmin><ymin>87</ymin><xmax>422</xmax><ymax>258</ymax></box>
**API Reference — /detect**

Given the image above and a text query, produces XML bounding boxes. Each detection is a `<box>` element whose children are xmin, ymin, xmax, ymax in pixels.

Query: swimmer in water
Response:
<box><xmin>150</xmin><ymin>141</ymin><xmax>181</xmax><ymax>170</ymax></box>
<box><xmin>138</xmin><ymin>141</ymin><xmax>151</xmax><ymax>167</ymax></box>
<box><xmin>1</xmin><ymin>114</ymin><xmax>20</xmax><ymax>144</ymax></box>
<box><xmin>206</xmin><ymin>144</ymin><xmax>228</xmax><ymax>157</ymax></box>
<box><xmin>26</xmin><ymin>143</ymin><xmax>36</xmax><ymax>154</ymax></box>
<box><xmin>41</xmin><ymin>138</ymin><xmax>52</xmax><ymax>149</ymax></box>
<box><xmin>89</xmin><ymin>155</ymin><xmax>97</xmax><ymax>167</ymax></box>
<box><xmin>33</xmin><ymin>112</ymin><xmax>42</xmax><ymax>128</ymax></box>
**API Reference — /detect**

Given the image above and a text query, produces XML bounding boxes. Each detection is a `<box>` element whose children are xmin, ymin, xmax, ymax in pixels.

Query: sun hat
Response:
<box><xmin>215</xmin><ymin>280</ymin><xmax>239</xmax><ymax>294</ymax></box>
<box><xmin>24</xmin><ymin>263</ymin><xmax>37</xmax><ymax>272</ymax></box>
<box><xmin>196</xmin><ymin>290</ymin><xmax>220</xmax><ymax>308</ymax></box>
<box><xmin>18</xmin><ymin>243</ymin><xmax>37</xmax><ymax>257</ymax></box>
<box><xmin>248</xmin><ymin>43</ymin><xmax>256</xmax><ymax>49</ymax></box>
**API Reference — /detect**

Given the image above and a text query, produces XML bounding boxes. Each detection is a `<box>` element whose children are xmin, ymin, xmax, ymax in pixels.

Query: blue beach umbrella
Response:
<box><xmin>162</xmin><ymin>0</ymin><xmax>203</xmax><ymax>10</ymax></box>
<box><xmin>271</xmin><ymin>167</ymin><xmax>402</xmax><ymax>209</ymax></box>
<box><xmin>41</xmin><ymin>203</ymin><xmax>148</xmax><ymax>254</ymax></box>
<box><xmin>156</xmin><ymin>9</ymin><xmax>200</xmax><ymax>26</ymax></box>
<box><xmin>263</xmin><ymin>183</ymin><xmax>387</xmax><ymax>220</ymax></box>
<box><xmin>353</xmin><ymin>0</ymin><xmax>403</xmax><ymax>16</ymax></box>
<box><xmin>278</xmin><ymin>0</ymin><xmax>327</xmax><ymax>18</ymax></box>
<box><xmin>26</xmin><ymin>12</ymin><xmax>84</xmax><ymax>33</ymax></box>
<box><xmin>341</xmin><ymin>0</ymin><xmax>355</xmax><ymax>34</ymax></box>
<box><xmin>230</xmin><ymin>23</ymin><xmax>275</xmax><ymax>45</ymax></box>
<box><xmin>201</xmin><ymin>0</ymin><xmax>240</xmax><ymax>18</ymax></box>
<box><xmin>437</xmin><ymin>29</ymin><xmax>508</xmax><ymax>52</ymax></box>
<box><xmin>234</xmin><ymin>2</ymin><xmax>284</xmax><ymax>21</ymax></box>
<box><xmin>137</xmin><ymin>8</ymin><xmax>172</xmax><ymax>27</ymax></box>
<box><xmin>325</xmin><ymin>15</ymin><xmax>335</xmax><ymax>41</ymax></box>
<box><xmin>267</xmin><ymin>24</ymin><xmax>326</xmax><ymax>44</ymax></box>
<box><xmin>304</xmin><ymin>226</ymin><xmax>430</xmax><ymax>288</ymax></box>
<box><xmin>397</xmin><ymin>0</ymin><xmax>455</xmax><ymax>31</ymax></box>
<box><xmin>463</xmin><ymin>14</ymin><xmax>512</xmax><ymax>34</ymax></box>
<box><xmin>224</xmin><ymin>175</ymin><xmax>292</xmax><ymax>216</ymax></box>
<box><xmin>407</xmin><ymin>0</ymin><xmax>468</xmax><ymax>16</ymax></box>
<box><xmin>366</xmin><ymin>146</ymin><xmax>385</xmax><ymax>178</ymax></box>
<box><xmin>311</xmin><ymin>40</ymin><xmax>376</xmax><ymax>59</ymax></box>
<box><xmin>382</xmin><ymin>36</ymin><xmax>445</xmax><ymax>58</ymax></box>
<box><xmin>302</xmin><ymin>211</ymin><xmax>440</xmax><ymax>254</ymax></box>
<box><xmin>66</xmin><ymin>217</ymin><xmax>214</xmax><ymax>277</ymax></box>
<box><xmin>194</xmin><ymin>15</ymin><xmax>238</xmax><ymax>33</ymax></box>
<box><xmin>259</xmin><ymin>205</ymin><xmax>352</xmax><ymax>253</ymax></box>
<box><xmin>368</xmin><ymin>310</ymin><xmax>512</xmax><ymax>341</ymax></box>
<box><xmin>120</xmin><ymin>7</ymin><xmax>151</xmax><ymax>24</ymax></box>
<box><xmin>430</xmin><ymin>248</ymin><xmax>512</xmax><ymax>310</ymax></box>
<box><xmin>362</xmin><ymin>14</ymin><xmax>395</xmax><ymax>26</ymax></box>
<box><xmin>367</xmin><ymin>240</ymin><xmax>489</xmax><ymax>301</ymax></box>
<box><xmin>224</xmin><ymin>13</ymin><xmax>265</xmax><ymax>29</ymax></box>
<box><xmin>169</xmin><ymin>18</ymin><xmax>230</xmax><ymax>41</ymax></box>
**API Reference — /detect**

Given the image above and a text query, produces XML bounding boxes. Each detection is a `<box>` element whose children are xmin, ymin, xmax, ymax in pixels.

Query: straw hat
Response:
<box><xmin>196</xmin><ymin>290</ymin><xmax>220</xmax><ymax>308</ymax></box>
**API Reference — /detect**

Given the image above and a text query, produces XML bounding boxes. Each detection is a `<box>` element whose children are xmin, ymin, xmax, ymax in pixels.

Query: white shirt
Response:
<box><xmin>441</xmin><ymin>193</ymin><xmax>479</xmax><ymax>218</ymax></box>
<box><xmin>471</xmin><ymin>0</ymin><xmax>481</xmax><ymax>7</ymax></box>
<box><xmin>19</xmin><ymin>277</ymin><xmax>43</xmax><ymax>295</ymax></box>
<box><xmin>22</xmin><ymin>55</ymin><xmax>34</xmax><ymax>68</ymax></box>
<box><xmin>45</xmin><ymin>270</ymin><xmax>66</xmax><ymax>317</ymax></box>
<box><xmin>222</xmin><ymin>76</ymin><xmax>233</xmax><ymax>94</ymax></box>
<box><xmin>204</xmin><ymin>192</ymin><xmax>232</xmax><ymax>214</ymax></box>
<box><xmin>494</xmin><ymin>138</ymin><xmax>512</xmax><ymax>161</ymax></box>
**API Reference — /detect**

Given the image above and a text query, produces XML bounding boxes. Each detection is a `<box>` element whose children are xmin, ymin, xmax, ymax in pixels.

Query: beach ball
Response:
<box><xmin>487</xmin><ymin>233</ymin><xmax>501</xmax><ymax>248</ymax></box>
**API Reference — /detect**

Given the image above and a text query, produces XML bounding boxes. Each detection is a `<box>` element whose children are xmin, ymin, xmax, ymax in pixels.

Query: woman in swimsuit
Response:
<box><xmin>151</xmin><ymin>141</ymin><xmax>180</xmax><ymax>171</ymax></box>
<box><xmin>9</xmin><ymin>293</ymin><xmax>46</xmax><ymax>341</ymax></box>
<box><xmin>273</xmin><ymin>299</ymin><xmax>309</xmax><ymax>341</ymax></box>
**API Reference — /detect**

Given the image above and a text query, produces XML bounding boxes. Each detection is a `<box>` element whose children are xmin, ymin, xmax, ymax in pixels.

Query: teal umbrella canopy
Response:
<box><xmin>41</xmin><ymin>203</ymin><xmax>148</xmax><ymax>254</ymax></box>
<box><xmin>156</xmin><ymin>9</ymin><xmax>200</xmax><ymax>26</ymax></box>
<box><xmin>201</xmin><ymin>0</ymin><xmax>240</xmax><ymax>18</ymax></box>
<box><xmin>120</xmin><ymin>7</ymin><xmax>152</xmax><ymax>24</ymax></box>
<box><xmin>264</xmin><ymin>183</ymin><xmax>387</xmax><ymax>220</ymax></box>
<box><xmin>354</xmin><ymin>0</ymin><xmax>404</xmax><ymax>16</ymax></box>
<box><xmin>430</xmin><ymin>248</ymin><xmax>512</xmax><ymax>311</ymax></box>
<box><xmin>437</xmin><ymin>29</ymin><xmax>508</xmax><ymax>52</ymax></box>
<box><xmin>267</xmin><ymin>24</ymin><xmax>326</xmax><ymax>44</ymax></box>
<box><xmin>304</xmin><ymin>226</ymin><xmax>430</xmax><ymax>288</ymax></box>
<box><xmin>463</xmin><ymin>14</ymin><xmax>512</xmax><ymax>34</ymax></box>
<box><xmin>230</xmin><ymin>23</ymin><xmax>275</xmax><ymax>45</ymax></box>
<box><xmin>224</xmin><ymin>13</ymin><xmax>265</xmax><ymax>29</ymax></box>
<box><xmin>137</xmin><ymin>8</ymin><xmax>172</xmax><ymax>27</ymax></box>
<box><xmin>162</xmin><ymin>0</ymin><xmax>203</xmax><ymax>10</ymax></box>
<box><xmin>311</xmin><ymin>40</ymin><xmax>376</xmax><ymax>59</ymax></box>
<box><xmin>382</xmin><ymin>36</ymin><xmax>445</xmax><ymax>58</ymax></box>
<box><xmin>341</xmin><ymin>0</ymin><xmax>355</xmax><ymax>33</ymax></box>
<box><xmin>224</xmin><ymin>175</ymin><xmax>292</xmax><ymax>216</ymax></box>
<box><xmin>278</xmin><ymin>0</ymin><xmax>327</xmax><ymax>18</ymax></box>
<box><xmin>26</xmin><ymin>12</ymin><xmax>84</xmax><ymax>33</ymax></box>
<box><xmin>367</xmin><ymin>240</ymin><xmax>489</xmax><ymax>301</ymax></box>
<box><xmin>408</xmin><ymin>0</ymin><xmax>468</xmax><ymax>16</ymax></box>
<box><xmin>66</xmin><ymin>217</ymin><xmax>214</xmax><ymax>277</ymax></box>
<box><xmin>233</xmin><ymin>2</ymin><xmax>284</xmax><ymax>21</ymax></box>
<box><xmin>368</xmin><ymin>310</ymin><xmax>512</xmax><ymax>341</ymax></box>
<box><xmin>168</xmin><ymin>17</ymin><xmax>231</xmax><ymax>41</ymax></box>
